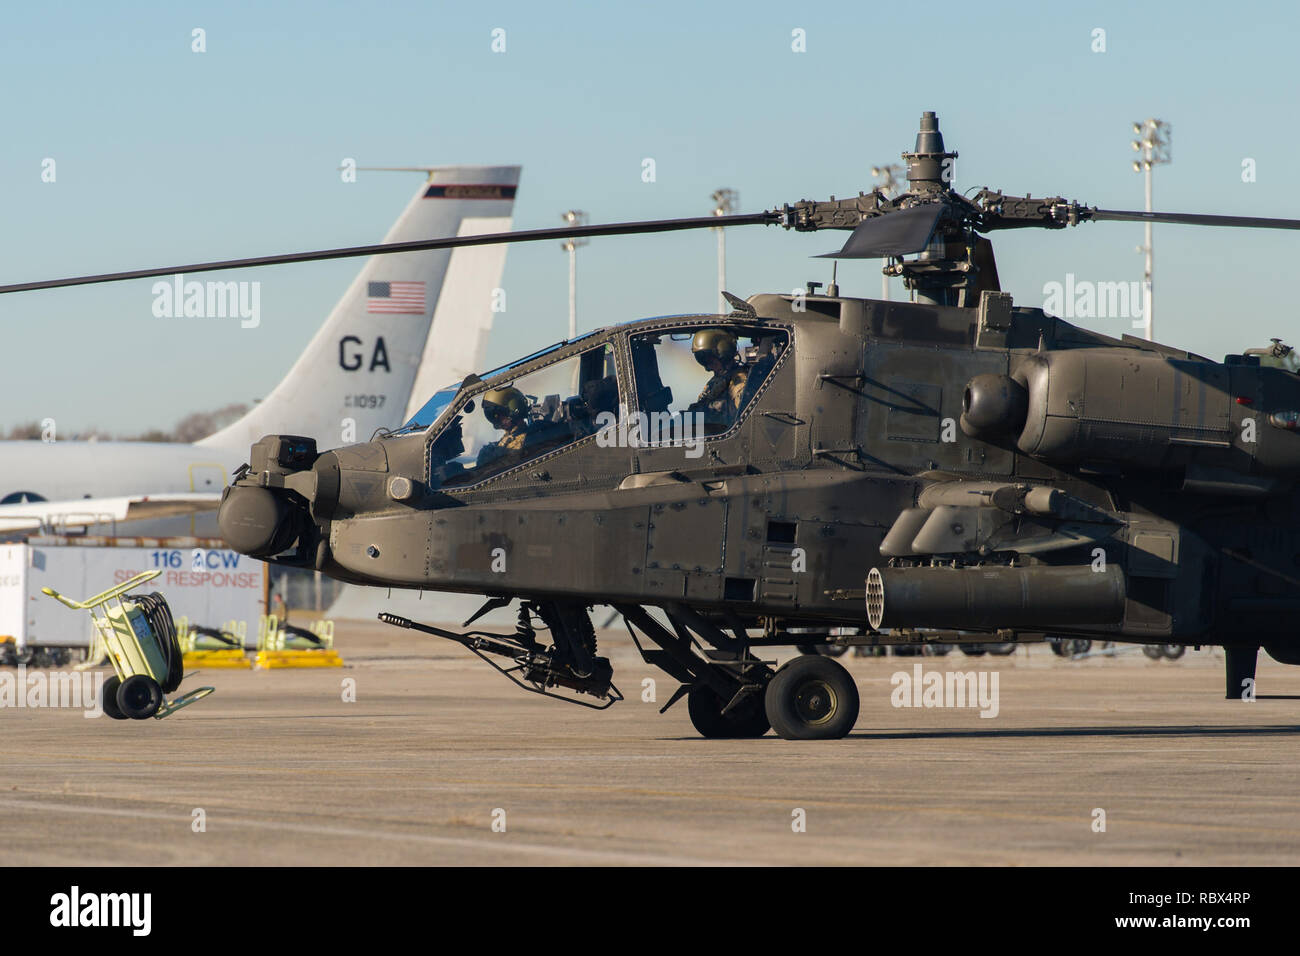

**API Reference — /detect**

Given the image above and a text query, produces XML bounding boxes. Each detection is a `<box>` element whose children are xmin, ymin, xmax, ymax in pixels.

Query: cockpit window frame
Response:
<box><xmin>626</xmin><ymin>318</ymin><xmax>794</xmax><ymax>447</ymax></box>
<box><xmin>397</xmin><ymin>330</ymin><xmax>605</xmax><ymax>439</ymax></box>
<box><xmin>422</xmin><ymin>333</ymin><xmax>626</xmax><ymax>492</ymax></box>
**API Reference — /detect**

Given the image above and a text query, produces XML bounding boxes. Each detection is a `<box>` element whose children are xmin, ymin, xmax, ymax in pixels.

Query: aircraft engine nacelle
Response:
<box><xmin>219</xmin><ymin>434</ymin><xmax>328</xmax><ymax>562</ymax></box>
<box><xmin>865</xmin><ymin>564</ymin><xmax>1126</xmax><ymax>631</ymax></box>
<box><xmin>978</xmin><ymin>349</ymin><xmax>1300</xmax><ymax>482</ymax></box>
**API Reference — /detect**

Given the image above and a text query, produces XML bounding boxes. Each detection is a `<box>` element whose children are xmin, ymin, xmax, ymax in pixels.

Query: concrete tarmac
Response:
<box><xmin>2</xmin><ymin>627</ymin><xmax>1298</xmax><ymax>866</ymax></box>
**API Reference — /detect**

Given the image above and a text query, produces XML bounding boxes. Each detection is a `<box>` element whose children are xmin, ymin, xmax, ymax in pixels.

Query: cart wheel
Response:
<box><xmin>686</xmin><ymin>684</ymin><xmax>770</xmax><ymax>738</ymax></box>
<box><xmin>117</xmin><ymin>675</ymin><xmax>163</xmax><ymax>719</ymax></box>
<box><xmin>100</xmin><ymin>676</ymin><xmax>128</xmax><ymax>720</ymax></box>
<box><xmin>764</xmin><ymin>656</ymin><xmax>859</xmax><ymax>740</ymax></box>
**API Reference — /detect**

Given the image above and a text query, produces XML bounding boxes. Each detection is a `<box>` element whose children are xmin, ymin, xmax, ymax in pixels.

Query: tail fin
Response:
<box><xmin>198</xmin><ymin>165</ymin><xmax>520</xmax><ymax>452</ymax></box>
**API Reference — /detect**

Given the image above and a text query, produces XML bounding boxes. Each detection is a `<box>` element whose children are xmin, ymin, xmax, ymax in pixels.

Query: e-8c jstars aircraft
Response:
<box><xmin>10</xmin><ymin>114</ymin><xmax>1300</xmax><ymax>739</ymax></box>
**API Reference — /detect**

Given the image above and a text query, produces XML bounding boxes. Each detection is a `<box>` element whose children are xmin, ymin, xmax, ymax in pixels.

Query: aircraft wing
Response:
<box><xmin>0</xmin><ymin>492</ymin><xmax>223</xmax><ymax>534</ymax></box>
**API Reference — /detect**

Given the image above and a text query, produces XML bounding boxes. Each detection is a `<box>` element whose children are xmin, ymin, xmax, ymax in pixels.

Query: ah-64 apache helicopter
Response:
<box><xmin>11</xmin><ymin>112</ymin><xmax>1300</xmax><ymax>740</ymax></box>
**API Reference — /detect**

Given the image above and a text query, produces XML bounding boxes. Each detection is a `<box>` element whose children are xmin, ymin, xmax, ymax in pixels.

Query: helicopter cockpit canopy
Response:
<box><xmin>397</xmin><ymin>332</ymin><xmax>602</xmax><ymax>436</ymax></box>
<box><xmin>425</xmin><ymin>340</ymin><xmax>619</xmax><ymax>489</ymax></box>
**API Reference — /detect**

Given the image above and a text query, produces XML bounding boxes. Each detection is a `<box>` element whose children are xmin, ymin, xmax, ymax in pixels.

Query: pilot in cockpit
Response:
<box><xmin>476</xmin><ymin>386</ymin><xmax>534</xmax><ymax>469</ymax></box>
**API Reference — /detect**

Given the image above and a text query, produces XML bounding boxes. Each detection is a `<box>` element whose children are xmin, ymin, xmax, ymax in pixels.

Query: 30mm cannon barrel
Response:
<box><xmin>866</xmin><ymin>564</ymin><xmax>1126</xmax><ymax>631</ymax></box>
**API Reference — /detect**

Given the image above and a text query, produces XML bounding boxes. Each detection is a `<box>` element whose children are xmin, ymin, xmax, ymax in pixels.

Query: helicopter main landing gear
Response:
<box><xmin>616</xmin><ymin>604</ymin><xmax>860</xmax><ymax>740</ymax></box>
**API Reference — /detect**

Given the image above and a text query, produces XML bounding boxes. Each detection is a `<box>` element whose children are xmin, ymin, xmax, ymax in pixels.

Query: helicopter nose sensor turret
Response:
<box><xmin>218</xmin><ymin>434</ymin><xmax>323</xmax><ymax>563</ymax></box>
<box><xmin>218</xmin><ymin>485</ymin><xmax>303</xmax><ymax>558</ymax></box>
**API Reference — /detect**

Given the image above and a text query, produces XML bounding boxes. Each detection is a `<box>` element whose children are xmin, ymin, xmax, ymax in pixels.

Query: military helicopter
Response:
<box><xmin>10</xmin><ymin>112</ymin><xmax>1300</xmax><ymax>740</ymax></box>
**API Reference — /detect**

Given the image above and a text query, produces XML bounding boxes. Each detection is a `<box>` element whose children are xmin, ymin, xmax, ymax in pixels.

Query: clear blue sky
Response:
<box><xmin>2</xmin><ymin>0</ymin><xmax>1297</xmax><ymax>435</ymax></box>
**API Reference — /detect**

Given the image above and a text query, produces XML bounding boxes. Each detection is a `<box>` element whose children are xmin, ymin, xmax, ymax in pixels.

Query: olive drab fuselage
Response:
<box><xmin>222</xmin><ymin>289</ymin><xmax>1300</xmax><ymax>655</ymax></box>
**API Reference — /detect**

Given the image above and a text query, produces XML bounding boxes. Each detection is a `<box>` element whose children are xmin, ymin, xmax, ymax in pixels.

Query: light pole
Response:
<box><xmin>1131</xmin><ymin>119</ymin><xmax>1171</xmax><ymax>340</ymax></box>
<box><xmin>711</xmin><ymin>188</ymin><xmax>738</xmax><ymax>313</ymax></box>
<box><xmin>871</xmin><ymin>164</ymin><xmax>906</xmax><ymax>300</ymax></box>
<box><xmin>560</xmin><ymin>210</ymin><xmax>588</xmax><ymax>340</ymax></box>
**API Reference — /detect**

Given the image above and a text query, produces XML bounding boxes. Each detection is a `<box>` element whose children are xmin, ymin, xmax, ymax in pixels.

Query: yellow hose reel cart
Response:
<box><xmin>42</xmin><ymin>570</ymin><xmax>214</xmax><ymax>720</ymax></box>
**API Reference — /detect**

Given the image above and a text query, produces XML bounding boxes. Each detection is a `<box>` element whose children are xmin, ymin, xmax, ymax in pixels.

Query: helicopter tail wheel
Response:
<box><xmin>764</xmin><ymin>656</ymin><xmax>860</xmax><ymax>740</ymax></box>
<box><xmin>686</xmin><ymin>684</ymin><xmax>770</xmax><ymax>738</ymax></box>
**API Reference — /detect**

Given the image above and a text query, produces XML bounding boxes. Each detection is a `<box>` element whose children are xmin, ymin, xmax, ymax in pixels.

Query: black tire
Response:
<box><xmin>1142</xmin><ymin>644</ymin><xmax>1164</xmax><ymax>660</ymax></box>
<box><xmin>101</xmin><ymin>676</ymin><xmax>128</xmax><ymax>720</ymax></box>
<box><xmin>1162</xmin><ymin>644</ymin><xmax>1186</xmax><ymax>660</ymax></box>
<box><xmin>927</xmin><ymin>643</ymin><xmax>953</xmax><ymax>656</ymax></box>
<box><xmin>764</xmin><ymin>656</ymin><xmax>859</xmax><ymax>740</ymax></box>
<box><xmin>960</xmin><ymin>644</ymin><xmax>988</xmax><ymax>656</ymax></box>
<box><xmin>987</xmin><ymin>643</ymin><xmax>1017</xmax><ymax>656</ymax></box>
<box><xmin>117</xmin><ymin>675</ymin><xmax>163</xmax><ymax>720</ymax></box>
<box><xmin>686</xmin><ymin>684</ymin><xmax>770</xmax><ymax>738</ymax></box>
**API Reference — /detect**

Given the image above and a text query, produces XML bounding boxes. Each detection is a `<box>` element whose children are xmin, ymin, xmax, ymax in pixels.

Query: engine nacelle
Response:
<box><xmin>1001</xmin><ymin>349</ymin><xmax>1300</xmax><ymax>479</ymax></box>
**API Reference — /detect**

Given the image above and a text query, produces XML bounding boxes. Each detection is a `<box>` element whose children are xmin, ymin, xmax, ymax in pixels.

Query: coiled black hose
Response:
<box><xmin>135</xmin><ymin>592</ymin><xmax>183</xmax><ymax>694</ymax></box>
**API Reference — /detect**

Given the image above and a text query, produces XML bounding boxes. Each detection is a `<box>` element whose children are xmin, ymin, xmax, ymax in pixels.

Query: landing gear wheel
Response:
<box><xmin>1142</xmin><ymin>644</ymin><xmax>1164</xmax><ymax>660</ymax></box>
<box><xmin>960</xmin><ymin>644</ymin><xmax>988</xmax><ymax>656</ymax></box>
<box><xmin>1162</xmin><ymin>644</ymin><xmax>1185</xmax><ymax>660</ymax></box>
<box><xmin>987</xmin><ymin>643</ymin><xmax>1016</xmax><ymax>656</ymax></box>
<box><xmin>101</xmin><ymin>676</ymin><xmax>127</xmax><ymax>720</ymax></box>
<box><xmin>764</xmin><ymin>656</ymin><xmax>859</xmax><ymax>740</ymax></box>
<box><xmin>686</xmin><ymin>684</ymin><xmax>770</xmax><ymax>738</ymax></box>
<box><xmin>117</xmin><ymin>675</ymin><xmax>162</xmax><ymax>720</ymax></box>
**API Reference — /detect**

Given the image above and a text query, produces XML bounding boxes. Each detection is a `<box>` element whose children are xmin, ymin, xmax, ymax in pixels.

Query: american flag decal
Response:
<box><xmin>367</xmin><ymin>280</ymin><xmax>425</xmax><ymax>314</ymax></box>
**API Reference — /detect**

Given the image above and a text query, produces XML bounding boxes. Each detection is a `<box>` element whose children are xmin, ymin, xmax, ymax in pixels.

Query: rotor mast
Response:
<box><xmin>899</xmin><ymin>111</ymin><xmax>965</xmax><ymax>306</ymax></box>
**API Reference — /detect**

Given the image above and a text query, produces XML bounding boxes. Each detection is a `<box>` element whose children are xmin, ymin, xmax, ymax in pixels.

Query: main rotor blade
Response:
<box><xmin>1092</xmin><ymin>209</ymin><xmax>1300</xmax><ymax>230</ymax></box>
<box><xmin>0</xmin><ymin>212</ymin><xmax>778</xmax><ymax>295</ymax></box>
